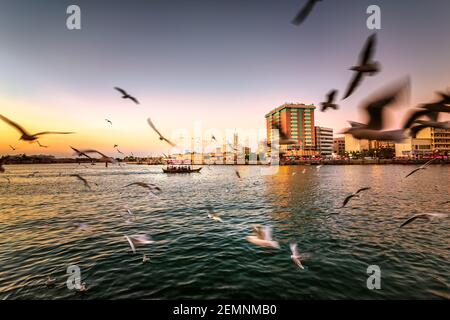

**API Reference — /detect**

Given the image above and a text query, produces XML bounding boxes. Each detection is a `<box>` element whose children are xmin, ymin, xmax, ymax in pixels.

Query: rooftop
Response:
<box><xmin>265</xmin><ymin>103</ymin><xmax>315</xmax><ymax>118</ymax></box>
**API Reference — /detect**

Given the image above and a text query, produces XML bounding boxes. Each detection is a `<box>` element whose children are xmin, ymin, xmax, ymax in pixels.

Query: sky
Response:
<box><xmin>1</xmin><ymin>0</ymin><xmax>449</xmax><ymax>157</ymax></box>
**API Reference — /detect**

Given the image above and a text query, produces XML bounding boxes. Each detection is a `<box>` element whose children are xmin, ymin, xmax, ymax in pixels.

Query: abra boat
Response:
<box><xmin>162</xmin><ymin>160</ymin><xmax>202</xmax><ymax>174</ymax></box>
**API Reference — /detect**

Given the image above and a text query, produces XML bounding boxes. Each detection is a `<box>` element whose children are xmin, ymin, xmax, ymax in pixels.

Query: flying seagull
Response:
<box><xmin>114</xmin><ymin>87</ymin><xmax>139</xmax><ymax>104</ymax></box>
<box><xmin>245</xmin><ymin>226</ymin><xmax>280</xmax><ymax>249</ymax></box>
<box><xmin>343</xmin><ymin>34</ymin><xmax>380</xmax><ymax>100</ymax></box>
<box><xmin>235</xmin><ymin>170</ymin><xmax>241</xmax><ymax>179</ymax></box>
<box><xmin>8</xmin><ymin>145</ymin><xmax>16</xmax><ymax>151</ymax></box>
<box><xmin>292</xmin><ymin>0</ymin><xmax>322</xmax><ymax>26</ymax></box>
<box><xmin>70</xmin><ymin>146</ymin><xmax>93</xmax><ymax>159</ymax></box>
<box><xmin>211</xmin><ymin>135</ymin><xmax>217</xmax><ymax>142</ymax></box>
<box><xmin>113</xmin><ymin>144</ymin><xmax>118</xmax><ymax>148</ymax></box>
<box><xmin>271</xmin><ymin>122</ymin><xmax>298</xmax><ymax>145</ymax></box>
<box><xmin>404</xmin><ymin>158</ymin><xmax>435</xmax><ymax>178</ymax></box>
<box><xmin>123</xmin><ymin>182</ymin><xmax>162</xmax><ymax>195</ymax></box>
<box><xmin>70</xmin><ymin>174</ymin><xmax>92</xmax><ymax>190</ymax></box>
<box><xmin>147</xmin><ymin>118</ymin><xmax>176</xmax><ymax>147</ymax></box>
<box><xmin>0</xmin><ymin>114</ymin><xmax>74</xmax><ymax>142</ymax></box>
<box><xmin>116</xmin><ymin>148</ymin><xmax>124</xmax><ymax>155</ymax></box>
<box><xmin>399</xmin><ymin>213</ymin><xmax>449</xmax><ymax>228</ymax></box>
<box><xmin>105</xmin><ymin>119</ymin><xmax>112</xmax><ymax>125</ymax></box>
<box><xmin>290</xmin><ymin>243</ymin><xmax>304</xmax><ymax>269</ymax></box>
<box><xmin>403</xmin><ymin>92</ymin><xmax>450</xmax><ymax>131</ymax></box>
<box><xmin>320</xmin><ymin>90</ymin><xmax>339</xmax><ymax>112</ymax></box>
<box><xmin>142</xmin><ymin>254</ymin><xmax>150</xmax><ymax>263</ymax></box>
<box><xmin>342</xmin><ymin>187</ymin><xmax>371</xmax><ymax>208</ymax></box>
<box><xmin>71</xmin><ymin>148</ymin><xmax>116</xmax><ymax>164</ymax></box>
<box><xmin>206</xmin><ymin>206</ymin><xmax>223</xmax><ymax>222</ymax></box>
<box><xmin>124</xmin><ymin>235</ymin><xmax>154</xmax><ymax>253</ymax></box>
<box><xmin>341</xmin><ymin>78</ymin><xmax>410</xmax><ymax>141</ymax></box>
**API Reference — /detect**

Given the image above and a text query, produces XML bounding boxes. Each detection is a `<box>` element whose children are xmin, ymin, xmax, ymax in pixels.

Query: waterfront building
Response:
<box><xmin>315</xmin><ymin>126</ymin><xmax>333</xmax><ymax>157</ymax></box>
<box><xmin>333</xmin><ymin>137</ymin><xmax>345</xmax><ymax>155</ymax></box>
<box><xmin>395</xmin><ymin>127</ymin><xmax>450</xmax><ymax>157</ymax></box>
<box><xmin>265</xmin><ymin>103</ymin><xmax>316</xmax><ymax>156</ymax></box>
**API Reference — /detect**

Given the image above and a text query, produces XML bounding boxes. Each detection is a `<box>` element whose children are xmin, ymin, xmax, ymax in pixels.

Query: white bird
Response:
<box><xmin>316</xmin><ymin>165</ymin><xmax>323</xmax><ymax>171</ymax></box>
<box><xmin>124</xmin><ymin>235</ymin><xmax>154</xmax><ymax>253</ymax></box>
<box><xmin>142</xmin><ymin>254</ymin><xmax>150</xmax><ymax>263</ymax></box>
<box><xmin>245</xmin><ymin>226</ymin><xmax>280</xmax><ymax>249</ymax></box>
<box><xmin>290</xmin><ymin>243</ymin><xmax>304</xmax><ymax>269</ymax></box>
<box><xmin>341</xmin><ymin>187</ymin><xmax>371</xmax><ymax>208</ymax></box>
<box><xmin>400</xmin><ymin>213</ymin><xmax>449</xmax><ymax>228</ymax></box>
<box><xmin>292</xmin><ymin>172</ymin><xmax>297</xmax><ymax>176</ymax></box>
<box><xmin>405</xmin><ymin>158</ymin><xmax>436</xmax><ymax>178</ymax></box>
<box><xmin>206</xmin><ymin>206</ymin><xmax>223</xmax><ymax>222</ymax></box>
<box><xmin>302</xmin><ymin>169</ymin><xmax>306</xmax><ymax>174</ymax></box>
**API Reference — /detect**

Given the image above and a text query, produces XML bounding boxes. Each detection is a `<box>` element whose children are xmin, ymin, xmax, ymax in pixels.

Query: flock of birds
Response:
<box><xmin>0</xmin><ymin>0</ymin><xmax>449</xmax><ymax>295</ymax></box>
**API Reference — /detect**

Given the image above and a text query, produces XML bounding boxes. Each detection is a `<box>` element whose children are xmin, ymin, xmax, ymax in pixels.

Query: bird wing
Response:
<box><xmin>364</xmin><ymin>96</ymin><xmax>397</xmax><ymax>130</ymax></box>
<box><xmin>399</xmin><ymin>215</ymin><xmax>426</xmax><ymax>228</ymax></box>
<box><xmin>147</xmin><ymin>118</ymin><xmax>163</xmax><ymax>137</ymax></box>
<box><xmin>342</xmin><ymin>71</ymin><xmax>363</xmax><ymax>100</ymax></box>
<box><xmin>291</xmin><ymin>0</ymin><xmax>318</xmax><ymax>26</ymax></box>
<box><xmin>422</xmin><ymin>158</ymin><xmax>436</xmax><ymax>167</ymax></box>
<box><xmin>263</xmin><ymin>226</ymin><xmax>273</xmax><ymax>241</ymax></box>
<box><xmin>327</xmin><ymin>89</ymin><xmax>337</xmax><ymax>103</ymax></box>
<box><xmin>402</xmin><ymin>109</ymin><xmax>432</xmax><ymax>129</ymax></box>
<box><xmin>405</xmin><ymin>168</ymin><xmax>420</xmax><ymax>178</ymax></box>
<box><xmin>34</xmin><ymin>131</ymin><xmax>75</xmax><ymax>136</ymax></box>
<box><xmin>129</xmin><ymin>96</ymin><xmax>139</xmax><ymax>104</ymax></box>
<box><xmin>409</xmin><ymin>124</ymin><xmax>427</xmax><ymax>138</ymax></box>
<box><xmin>355</xmin><ymin>187</ymin><xmax>370</xmax><ymax>194</ymax></box>
<box><xmin>290</xmin><ymin>243</ymin><xmax>298</xmax><ymax>256</ymax></box>
<box><xmin>114</xmin><ymin>87</ymin><xmax>128</xmax><ymax>96</ymax></box>
<box><xmin>342</xmin><ymin>194</ymin><xmax>355</xmax><ymax>207</ymax></box>
<box><xmin>360</xmin><ymin>33</ymin><xmax>376</xmax><ymax>64</ymax></box>
<box><xmin>124</xmin><ymin>236</ymin><xmax>136</xmax><ymax>253</ymax></box>
<box><xmin>162</xmin><ymin>137</ymin><xmax>177</xmax><ymax>147</ymax></box>
<box><xmin>0</xmin><ymin>114</ymin><xmax>30</xmax><ymax>136</ymax></box>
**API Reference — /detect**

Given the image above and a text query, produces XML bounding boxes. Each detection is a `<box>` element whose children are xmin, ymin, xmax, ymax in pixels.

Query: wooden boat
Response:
<box><xmin>162</xmin><ymin>159</ymin><xmax>202</xmax><ymax>173</ymax></box>
<box><xmin>162</xmin><ymin>167</ymin><xmax>202</xmax><ymax>173</ymax></box>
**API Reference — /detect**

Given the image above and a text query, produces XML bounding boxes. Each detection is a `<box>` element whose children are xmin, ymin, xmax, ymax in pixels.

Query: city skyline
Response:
<box><xmin>1</xmin><ymin>0</ymin><xmax>450</xmax><ymax>156</ymax></box>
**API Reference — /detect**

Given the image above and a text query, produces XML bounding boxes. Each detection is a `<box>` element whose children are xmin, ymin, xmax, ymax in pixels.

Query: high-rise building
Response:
<box><xmin>315</xmin><ymin>127</ymin><xmax>333</xmax><ymax>157</ymax></box>
<box><xmin>333</xmin><ymin>137</ymin><xmax>345</xmax><ymax>155</ymax></box>
<box><xmin>265</xmin><ymin>103</ymin><xmax>316</xmax><ymax>155</ymax></box>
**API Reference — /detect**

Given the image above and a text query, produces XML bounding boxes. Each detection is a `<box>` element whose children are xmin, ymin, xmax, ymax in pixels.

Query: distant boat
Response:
<box><xmin>163</xmin><ymin>160</ymin><xmax>202</xmax><ymax>174</ymax></box>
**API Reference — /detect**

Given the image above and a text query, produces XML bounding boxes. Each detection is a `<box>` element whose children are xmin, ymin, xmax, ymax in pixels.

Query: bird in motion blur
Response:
<box><xmin>343</xmin><ymin>34</ymin><xmax>380</xmax><ymax>100</ymax></box>
<box><xmin>399</xmin><ymin>213</ymin><xmax>449</xmax><ymax>228</ymax></box>
<box><xmin>320</xmin><ymin>89</ymin><xmax>339</xmax><ymax>112</ymax></box>
<box><xmin>124</xmin><ymin>235</ymin><xmax>154</xmax><ymax>253</ymax></box>
<box><xmin>341</xmin><ymin>187</ymin><xmax>371</xmax><ymax>208</ymax></box>
<box><xmin>245</xmin><ymin>226</ymin><xmax>280</xmax><ymax>249</ymax></box>
<box><xmin>123</xmin><ymin>182</ymin><xmax>162</xmax><ymax>195</ymax></box>
<box><xmin>341</xmin><ymin>78</ymin><xmax>410</xmax><ymax>141</ymax></box>
<box><xmin>114</xmin><ymin>87</ymin><xmax>139</xmax><ymax>104</ymax></box>
<box><xmin>404</xmin><ymin>158</ymin><xmax>435</xmax><ymax>178</ymax></box>
<box><xmin>0</xmin><ymin>114</ymin><xmax>74</xmax><ymax>142</ymax></box>
<box><xmin>71</xmin><ymin>148</ymin><xmax>116</xmax><ymax>165</ymax></box>
<box><xmin>70</xmin><ymin>174</ymin><xmax>92</xmax><ymax>190</ymax></box>
<box><xmin>402</xmin><ymin>91</ymin><xmax>450</xmax><ymax>136</ymax></box>
<box><xmin>105</xmin><ymin>119</ymin><xmax>112</xmax><ymax>125</ymax></box>
<box><xmin>37</xmin><ymin>141</ymin><xmax>48</xmax><ymax>148</ymax></box>
<box><xmin>8</xmin><ymin>145</ymin><xmax>16</xmax><ymax>151</ymax></box>
<box><xmin>147</xmin><ymin>118</ymin><xmax>176</xmax><ymax>147</ymax></box>
<box><xmin>206</xmin><ymin>206</ymin><xmax>223</xmax><ymax>222</ymax></box>
<box><xmin>142</xmin><ymin>254</ymin><xmax>150</xmax><ymax>263</ymax></box>
<box><xmin>290</xmin><ymin>243</ymin><xmax>304</xmax><ymax>269</ymax></box>
<box><xmin>291</xmin><ymin>0</ymin><xmax>322</xmax><ymax>26</ymax></box>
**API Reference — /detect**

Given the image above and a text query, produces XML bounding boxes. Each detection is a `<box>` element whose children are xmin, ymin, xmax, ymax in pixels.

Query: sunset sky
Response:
<box><xmin>1</xmin><ymin>0</ymin><xmax>449</xmax><ymax>157</ymax></box>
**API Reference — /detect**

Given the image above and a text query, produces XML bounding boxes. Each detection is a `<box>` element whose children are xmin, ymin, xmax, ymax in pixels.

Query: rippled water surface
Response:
<box><xmin>0</xmin><ymin>164</ymin><xmax>449</xmax><ymax>299</ymax></box>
